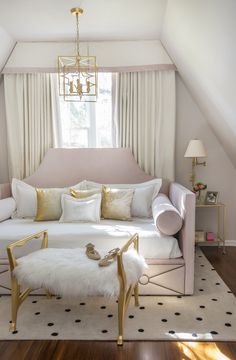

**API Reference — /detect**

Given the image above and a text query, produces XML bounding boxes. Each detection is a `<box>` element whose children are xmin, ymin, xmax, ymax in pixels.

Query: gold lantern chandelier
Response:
<box><xmin>58</xmin><ymin>7</ymin><xmax>97</xmax><ymax>102</ymax></box>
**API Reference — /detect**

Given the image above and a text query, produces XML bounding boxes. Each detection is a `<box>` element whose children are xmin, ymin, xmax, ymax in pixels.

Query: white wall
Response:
<box><xmin>162</xmin><ymin>0</ymin><xmax>236</xmax><ymax>168</ymax></box>
<box><xmin>176</xmin><ymin>74</ymin><xmax>236</xmax><ymax>240</ymax></box>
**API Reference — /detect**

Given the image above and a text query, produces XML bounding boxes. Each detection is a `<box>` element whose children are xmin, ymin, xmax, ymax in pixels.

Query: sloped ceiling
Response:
<box><xmin>0</xmin><ymin>0</ymin><xmax>235</xmax><ymax>170</ymax></box>
<box><xmin>0</xmin><ymin>26</ymin><xmax>15</xmax><ymax>72</ymax></box>
<box><xmin>161</xmin><ymin>0</ymin><xmax>236</xmax><ymax>167</ymax></box>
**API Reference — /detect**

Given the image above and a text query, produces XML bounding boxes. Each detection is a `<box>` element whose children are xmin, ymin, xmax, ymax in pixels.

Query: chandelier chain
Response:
<box><xmin>76</xmin><ymin>13</ymin><xmax>80</xmax><ymax>56</ymax></box>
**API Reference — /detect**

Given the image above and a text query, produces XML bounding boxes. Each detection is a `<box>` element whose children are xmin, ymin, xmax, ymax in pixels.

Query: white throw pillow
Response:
<box><xmin>60</xmin><ymin>193</ymin><xmax>101</xmax><ymax>223</ymax></box>
<box><xmin>11</xmin><ymin>178</ymin><xmax>86</xmax><ymax>219</ymax></box>
<box><xmin>84</xmin><ymin>179</ymin><xmax>162</xmax><ymax>218</ymax></box>
<box><xmin>0</xmin><ymin>197</ymin><xmax>16</xmax><ymax>222</ymax></box>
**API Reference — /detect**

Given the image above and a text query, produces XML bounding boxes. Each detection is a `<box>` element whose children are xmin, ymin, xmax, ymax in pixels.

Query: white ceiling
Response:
<box><xmin>0</xmin><ymin>0</ymin><xmax>167</xmax><ymax>41</ymax></box>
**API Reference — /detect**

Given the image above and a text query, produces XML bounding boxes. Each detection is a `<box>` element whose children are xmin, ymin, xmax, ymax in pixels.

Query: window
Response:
<box><xmin>59</xmin><ymin>73</ymin><xmax>114</xmax><ymax>148</ymax></box>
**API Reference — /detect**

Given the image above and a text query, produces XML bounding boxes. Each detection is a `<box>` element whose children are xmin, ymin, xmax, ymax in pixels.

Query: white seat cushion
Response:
<box><xmin>0</xmin><ymin>218</ymin><xmax>182</xmax><ymax>260</ymax></box>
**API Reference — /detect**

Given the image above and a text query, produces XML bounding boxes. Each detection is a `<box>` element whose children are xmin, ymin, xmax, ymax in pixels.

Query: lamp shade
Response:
<box><xmin>184</xmin><ymin>139</ymin><xmax>207</xmax><ymax>158</ymax></box>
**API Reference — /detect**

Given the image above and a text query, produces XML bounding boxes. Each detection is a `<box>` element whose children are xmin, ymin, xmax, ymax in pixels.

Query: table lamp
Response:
<box><xmin>184</xmin><ymin>139</ymin><xmax>207</xmax><ymax>189</ymax></box>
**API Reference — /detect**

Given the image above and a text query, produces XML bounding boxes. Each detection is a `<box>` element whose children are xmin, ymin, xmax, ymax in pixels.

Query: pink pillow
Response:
<box><xmin>152</xmin><ymin>194</ymin><xmax>183</xmax><ymax>235</ymax></box>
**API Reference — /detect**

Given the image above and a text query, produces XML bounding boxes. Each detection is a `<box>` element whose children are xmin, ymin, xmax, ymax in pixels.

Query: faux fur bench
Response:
<box><xmin>7</xmin><ymin>230</ymin><xmax>146</xmax><ymax>345</ymax></box>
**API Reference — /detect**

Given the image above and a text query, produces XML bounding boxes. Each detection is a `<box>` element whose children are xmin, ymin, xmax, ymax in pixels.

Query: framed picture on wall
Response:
<box><xmin>205</xmin><ymin>191</ymin><xmax>219</xmax><ymax>205</ymax></box>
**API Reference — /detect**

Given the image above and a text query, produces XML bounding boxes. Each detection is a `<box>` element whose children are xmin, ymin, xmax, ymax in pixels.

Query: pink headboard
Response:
<box><xmin>24</xmin><ymin>148</ymin><xmax>155</xmax><ymax>188</ymax></box>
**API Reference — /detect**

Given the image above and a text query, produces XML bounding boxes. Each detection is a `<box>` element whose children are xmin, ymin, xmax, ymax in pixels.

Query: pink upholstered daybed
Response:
<box><xmin>0</xmin><ymin>148</ymin><xmax>195</xmax><ymax>296</ymax></box>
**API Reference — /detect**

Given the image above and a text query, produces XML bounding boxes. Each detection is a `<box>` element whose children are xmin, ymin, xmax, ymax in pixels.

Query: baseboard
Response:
<box><xmin>199</xmin><ymin>240</ymin><xmax>236</xmax><ymax>247</ymax></box>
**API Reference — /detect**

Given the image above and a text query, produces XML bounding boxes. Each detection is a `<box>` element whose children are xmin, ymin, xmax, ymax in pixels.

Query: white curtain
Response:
<box><xmin>4</xmin><ymin>73</ymin><xmax>59</xmax><ymax>179</ymax></box>
<box><xmin>116</xmin><ymin>71</ymin><xmax>176</xmax><ymax>181</ymax></box>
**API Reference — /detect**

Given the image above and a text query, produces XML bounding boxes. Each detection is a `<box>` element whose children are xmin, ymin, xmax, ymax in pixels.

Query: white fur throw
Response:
<box><xmin>13</xmin><ymin>248</ymin><xmax>147</xmax><ymax>298</ymax></box>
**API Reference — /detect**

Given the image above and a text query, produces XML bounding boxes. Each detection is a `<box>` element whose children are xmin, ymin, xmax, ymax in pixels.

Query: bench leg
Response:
<box><xmin>117</xmin><ymin>291</ymin><xmax>125</xmax><ymax>346</ymax></box>
<box><xmin>46</xmin><ymin>290</ymin><xmax>52</xmax><ymax>299</ymax></box>
<box><xmin>134</xmin><ymin>283</ymin><xmax>139</xmax><ymax>307</ymax></box>
<box><xmin>10</xmin><ymin>277</ymin><xmax>20</xmax><ymax>333</ymax></box>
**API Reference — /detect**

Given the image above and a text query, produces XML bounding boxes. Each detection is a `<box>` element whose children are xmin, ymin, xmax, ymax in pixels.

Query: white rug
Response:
<box><xmin>0</xmin><ymin>249</ymin><xmax>235</xmax><ymax>341</ymax></box>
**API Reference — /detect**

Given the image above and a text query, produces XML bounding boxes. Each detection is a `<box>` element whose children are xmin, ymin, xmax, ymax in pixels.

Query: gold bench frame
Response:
<box><xmin>7</xmin><ymin>230</ymin><xmax>139</xmax><ymax>345</ymax></box>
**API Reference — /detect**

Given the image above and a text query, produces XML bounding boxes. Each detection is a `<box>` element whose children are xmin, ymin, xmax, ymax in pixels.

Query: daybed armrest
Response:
<box><xmin>0</xmin><ymin>197</ymin><xmax>16</xmax><ymax>222</ymax></box>
<box><xmin>169</xmin><ymin>182</ymin><xmax>195</xmax><ymax>294</ymax></box>
<box><xmin>0</xmin><ymin>183</ymin><xmax>11</xmax><ymax>200</ymax></box>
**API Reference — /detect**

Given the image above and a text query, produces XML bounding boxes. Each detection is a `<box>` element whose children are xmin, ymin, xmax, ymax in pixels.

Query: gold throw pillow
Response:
<box><xmin>70</xmin><ymin>188</ymin><xmax>101</xmax><ymax>199</ymax></box>
<box><xmin>102</xmin><ymin>186</ymin><xmax>134</xmax><ymax>220</ymax></box>
<box><xmin>35</xmin><ymin>188</ymin><xmax>69</xmax><ymax>221</ymax></box>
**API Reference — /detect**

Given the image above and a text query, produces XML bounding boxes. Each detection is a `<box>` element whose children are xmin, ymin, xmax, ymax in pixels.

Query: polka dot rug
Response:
<box><xmin>0</xmin><ymin>248</ymin><xmax>235</xmax><ymax>341</ymax></box>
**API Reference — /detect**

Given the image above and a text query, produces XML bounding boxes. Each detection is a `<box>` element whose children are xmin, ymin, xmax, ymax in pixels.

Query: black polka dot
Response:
<box><xmin>175</xmin><ymin>312</ymin><xmax>181</xmax><ymax>316</ymax></box>
<box><xmin>199</xmin><ymin>305</ymin><xmax>205</xmax><ymax>309</ymax></box>
<box><xmin>56</xmin><ymin>296</ymin><xmax>61</xmax><ymax>300</ymax></box>
<box><xmin>177</xmin><ymin>296</ymin><xmax>182</xmax><ymax>299</ymax></box>
<box><xmin>196</xmin><ymin>317</ymin><xmax>203</xmax><ymax>321</ymax></box>
<box><xmin>210</xmin><ymin>331</ymin><xmax>218</xmax><ymax>335</ymax></box>
<box><xmin>198</xmin><ymin>255</ymin><xmax>202</xmax><ymax>258</ymax></box>
<box><xmin>215</xmin><ymin>283</ymin><xmax>220</xmax><ymax>285</ymax></box>
<box><xmin>100</xmin><ymin>306</ymin><xmax>106</xmax><ymax>309</ymax></box>
<box><xmin>101</xmin><ymin>330</ymin><xmax>108</xmax><ymax>333</ymax></box>
<box><xmin>138</xmin><ymin>329</ymin><xmax>144</xmax><ymax>332</ymax></box>
<box><xmin>12</xmin><ymin>331</ymin><xmax>18</xmax><ymax>334</ymax></box>
<box><xmin>227</xmin><ymin>291</ymin><xmax>232</xmax><ymax>294</ymax></box>
<box><xmin>51</xmin><ymin>332</ymin><xmax>58</xmax><ymax>336</ymax></box>
<box><xmin>107</xmin><ymin>314</ymin><xmax>113</xmax><ymax>318</ymax></box>
<box><xmin>211</xmin><ymin>298</ymin><xmax>218</xmax><ymax>301</ymax></box>
<box><xmin>199</xmin><ymin>289</ymin><xmax>204</xmax><ymax>292</ymax></box>
<box><xmin>65</xmin><ymin>309</ymin><xmax>71</xmax><ymax>312</ymax></box>
<box><xmin>35</xmin><ymin>312</ymin><xmax>40</xmax><ymax>315</ymax></box>
<box><xmin>80</xmin><ymin>302</ymin><xmax>86</xmax><ymax>305</ymax></box>
<box><xmin>129</xmin><ymin>315</ymin><xmax>134</xmax><ymax>319</ymax></box>
<box><xmin>225</xmin><ymin>323</ymin><xmax>231</xmax><ymax>327</ymax></box>
<box><xmin>226</xmin><ymin>312</ymin><xmax>232</xmax><ymax>315</ymax></box>
<box><xmin>47</xmin><ymin>323</ymin><xmax>54</xmax><ymax>327</ymax></box>
<box><xmin>201</xmin><ymin>278</ymin><xmax>206</xmax><ymax>281</ymax></box>
<box><xmin>169</xmin><ymin>330</ymin><xmax>175</xmax><ymax>334</ymax></box>
<box><xmin>139</xmin><ymin>306</ymin><xmax>145</xmax><ymax>310</ymax></box>
<box><xmin>9</xmin><ymin>321</ymin><xmax>12</xmax><ymax>323</ymax></box>
<box><xmin>75</xmin><ymin>319</ymin><xmax>81</xmax><ymax>323</ymax></box>
<box><xmin>157</xmin><ymin>302</ymin><xmax>163</xmax><ymax>305</ymax></box>
<box><xmin>116</xmin><ymin>300</ymin><xmax>118</xmax><ymax>303</ymax></box>
<box><xmin>211</xmin><ymin>268</ymin><xmax>216</xmax><ymax>271</ymax></box>
<box><xmin>161</xmin><ymin>319</ymin><xmax>167</xmax><ymax>322</ymax></box>
<box><xmin>32</xmin><ymin>300</ymin><xmax>37</xmax><ymax>303</ymax></box>
<box><xmin>200</xmin><ymin>265</ymin><xmax>204</xmax><ymax>267</ymax></box>
<box><xmin>192</xmin><ymin>333</ymin><xmax>198</xmax><ymax>338</ymax></box>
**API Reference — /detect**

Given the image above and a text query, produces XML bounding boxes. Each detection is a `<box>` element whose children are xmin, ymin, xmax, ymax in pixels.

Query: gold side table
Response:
<box><xmin>195</xmin><ymin>202</ymin><xmax>226</xmax><ymax>254</ymax></box>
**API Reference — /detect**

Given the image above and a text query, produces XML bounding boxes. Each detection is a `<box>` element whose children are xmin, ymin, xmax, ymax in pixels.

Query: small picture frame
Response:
<box><xmin>205</xmin><ymin>191</ymin><xmax>219</xmax><ymax>205</ymax></box>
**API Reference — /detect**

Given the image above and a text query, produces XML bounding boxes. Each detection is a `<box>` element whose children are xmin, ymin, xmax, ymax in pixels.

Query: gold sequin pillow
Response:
<box><xmin>35</xmin><ymin>188</ymin><xmax>69</xmax><ymax>221</ymax></box>
<box><xmin>70</xmin><ymin>188</ymin><xmax>101</xmax><ymax>199</ymax></box>
<box><xmin>102</xmin><ymin>186</ymin><xmax>134</xmax><ymax>220</ymax></box>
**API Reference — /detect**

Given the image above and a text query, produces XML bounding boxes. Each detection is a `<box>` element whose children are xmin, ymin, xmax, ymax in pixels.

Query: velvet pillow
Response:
<box><xmin>152</xmin><ymin>194</ymin><xmax>183</xmax><ymax>235</ymax></box>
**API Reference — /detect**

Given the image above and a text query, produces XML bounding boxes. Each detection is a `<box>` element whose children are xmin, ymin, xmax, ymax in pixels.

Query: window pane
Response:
<box><xmin>59</xmin><ymin>73</ymin><xmax>113</xmax><ymax>148</ymax></box>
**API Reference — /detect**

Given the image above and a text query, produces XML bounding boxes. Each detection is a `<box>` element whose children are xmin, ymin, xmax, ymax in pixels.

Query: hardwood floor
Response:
<box><xmin>1</xmin><ymin>246</ymin><xmax>236</xmax><ymax>360</ymax></box>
